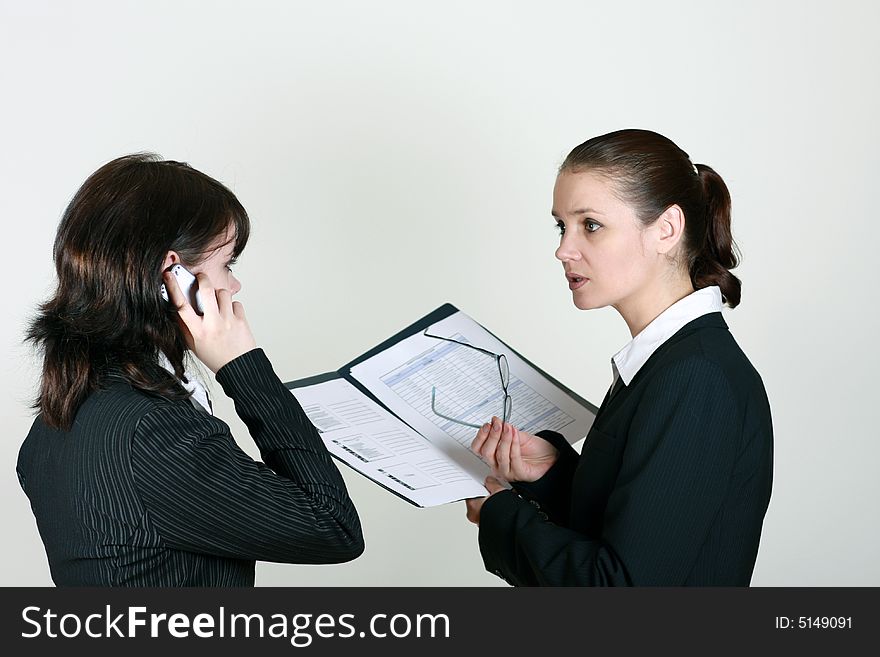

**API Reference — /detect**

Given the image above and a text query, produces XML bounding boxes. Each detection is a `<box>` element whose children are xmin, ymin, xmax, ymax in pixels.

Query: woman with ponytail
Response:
<box><xmin>465</xmin><ymin>130</ymin><xmax>772</xmax><ymax>586</ymax></box>
<box><xmin>17</xmin><ymin>154</ymin><xmax>363</xmax><ymax>586</ymax></box>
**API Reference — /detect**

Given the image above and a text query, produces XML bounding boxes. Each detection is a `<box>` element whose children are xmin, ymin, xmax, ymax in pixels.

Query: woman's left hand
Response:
<box><xmin>465</xmin><ymin>476</ymin><xmax>506</xmax><ymax>525</ymax></box>
<box><xmin>471</xmin><ymin>418</ymin><xmax>558</xmax><ymax>483</ymax></box>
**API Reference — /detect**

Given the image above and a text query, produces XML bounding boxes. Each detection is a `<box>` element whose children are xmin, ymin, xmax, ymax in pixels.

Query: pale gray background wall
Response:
<box><xmin>2</xmin><ymin>0</ymin><xmax>877</xmax><ymax>586</ymax></box>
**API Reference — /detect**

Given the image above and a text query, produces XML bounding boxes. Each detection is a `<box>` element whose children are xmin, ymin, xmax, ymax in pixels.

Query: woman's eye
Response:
<box><xmin>554</xmin><ymin>222</ymin><xmax>565</xmax><ymax>235</ymax></box>
<box><xmin>585</xmin><ymin>221</ymin><xmax>601</xmax><ymax>233</ymax></box>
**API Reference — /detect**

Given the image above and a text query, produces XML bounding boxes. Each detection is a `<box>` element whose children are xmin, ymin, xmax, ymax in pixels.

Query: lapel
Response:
<box><xmin>608</xmin><ymin>374</ymin><xmax>626</xmax><ymax>401</ymax></box>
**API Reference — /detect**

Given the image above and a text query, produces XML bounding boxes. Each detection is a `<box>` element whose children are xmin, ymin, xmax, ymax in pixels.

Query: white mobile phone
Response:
<box><xmin>160</xmin><ymin>264</ymin><xmax>204</xmax><ymax>315</ymax></box>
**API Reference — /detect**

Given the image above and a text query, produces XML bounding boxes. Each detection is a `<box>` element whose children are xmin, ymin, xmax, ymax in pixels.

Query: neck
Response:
<box><xmin>613</xmin><ymin>274</ymin><xmax>695</xmax><ymax>338</ymax></box>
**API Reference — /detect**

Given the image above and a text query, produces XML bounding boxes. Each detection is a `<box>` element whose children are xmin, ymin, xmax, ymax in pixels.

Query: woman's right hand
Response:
<box><xmin>470</xmin><ymin>417</ymin><xmax>558</xmax><ymax>483</ymax></box>
<box><xmin>164</xmin><ymin>270</ymin><xmax>257</xmax><ymax>373</ymax></box>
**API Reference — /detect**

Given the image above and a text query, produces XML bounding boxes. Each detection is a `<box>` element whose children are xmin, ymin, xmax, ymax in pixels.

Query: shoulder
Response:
<box><xmin>81</xmin><ymin>382</ymin><xmax>237</xmax><ymax>481</ymax></box>
<box><xmin>79</xmin><ymin>379</ymin><xmax>179</xmax><ymax>423</ymax></box>
<box><xmin>18</xmin><ymin>381</ymin><xmax>202</xmax><ymax>484</ymax></box>
<box><xmin>634</xmin><ymin>314</ymin><xmax>770</xmax><ymax>428</ymax></box>
<box><xmin>651</xmin><ymin>314</ymin><xmax>765</xmax><ymax>393</ymax></box>
<box><xmin>68</xmin><ymin>380</ymin><xmax>227</xmax><ymax>446</ymax></box>
<box><xmin>22</xmin><ymin>381</ymin><xmax>163</xmax><ymax>444</ymax></box>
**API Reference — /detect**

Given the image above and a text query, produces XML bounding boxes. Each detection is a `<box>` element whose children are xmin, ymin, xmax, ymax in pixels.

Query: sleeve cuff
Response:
<box><xmin>214</xmin><ymin>348</ymin><xmax>296</xmax><ymax>411</ymax></box>
<box><xmin>215</xmin><ymin>348</ymin><xmax>274</xmax><ymax>390</ymax></box>
<box><xmin>510</xmin><ymin>430</ymin><xmax>578</xmax><ymax>523</ymax></box>
<box><xmin>478</xmin><ymin>489</ymin><xmax>527</xmax><ymax>584</ymax></box>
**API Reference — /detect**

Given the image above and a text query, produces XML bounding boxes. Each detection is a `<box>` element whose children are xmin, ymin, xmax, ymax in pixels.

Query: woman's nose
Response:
<box><xmin>229</xmin><ymin>273</ymin><xmax>242</xmax><ymax>295</ymax></box>
<box><xmin>555</xmin><ymin>234</ymin><xmax>582</xmax><ymax>262</ymax></box>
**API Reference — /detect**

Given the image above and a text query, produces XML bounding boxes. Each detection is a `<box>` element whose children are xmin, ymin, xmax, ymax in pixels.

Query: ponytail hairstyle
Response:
<box><xmin>560</xmin><ymin>129</ymin><xmax>741</xmax><ymax>307</ymax></box>
<box><xmin>26</xmin><ymin>153</ymin><xmax>250</xmax><ymax>430</ymax></box>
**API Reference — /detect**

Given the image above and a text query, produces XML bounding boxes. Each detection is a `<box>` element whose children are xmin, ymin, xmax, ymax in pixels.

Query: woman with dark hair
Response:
<box><xmin>17</xmin><ymin>154</ymin><xmax>364</xmax><ymax>586</ymax></box>
<box><xmin>465</xmin><ymin>130</ymin><xmax>773</xmax><ymax>586</ymax></box>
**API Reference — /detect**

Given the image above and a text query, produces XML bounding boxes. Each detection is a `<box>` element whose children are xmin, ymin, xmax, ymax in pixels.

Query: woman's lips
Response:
<box><xmin>566</xmin><ymin>273</ymin><xmax>588</xmax><ymax>290</ymax></box>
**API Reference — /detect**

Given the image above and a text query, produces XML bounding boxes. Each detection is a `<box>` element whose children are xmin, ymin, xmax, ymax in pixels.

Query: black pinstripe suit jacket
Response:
<box><xmin>17</xmin><ymin>348</ymin><xmax>364</xmax><ymax>586</ymax></box>
<box><xmin>478</xmin><ymin>313</ymin><xmax>773</xmax><ymax>586</ymax></box>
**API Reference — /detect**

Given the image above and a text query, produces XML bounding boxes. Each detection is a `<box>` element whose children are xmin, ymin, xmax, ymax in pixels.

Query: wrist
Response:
<box><xmin>212</xmin><ymin>345</ymin><xmax>265</xmax><ymax>376</ymax></box>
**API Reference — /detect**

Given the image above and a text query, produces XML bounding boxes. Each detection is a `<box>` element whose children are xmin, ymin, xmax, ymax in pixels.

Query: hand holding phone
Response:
<box><xmin>160</xmin><ymin>264</ymin><xmax>204</xmax><ymax>315</ymax></box>
<box><xmin>161</xmin><ymin>264</ymin><xmax>257</xmax><ymax>372</ymax></box>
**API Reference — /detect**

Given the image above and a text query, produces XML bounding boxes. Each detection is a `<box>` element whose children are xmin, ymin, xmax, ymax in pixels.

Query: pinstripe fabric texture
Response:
<box><xmin>17</xmin><ymin>348</ymin><xmax>364</xmax><ymax>586</ymax></box>
<box><xmin>478</xmin><ymin>313</ymin><xmax>773</xmax><ymax>586</ymax></box>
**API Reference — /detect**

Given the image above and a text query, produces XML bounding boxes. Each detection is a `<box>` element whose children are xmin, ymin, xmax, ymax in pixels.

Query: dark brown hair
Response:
<box><xmin>560</xmin><ymin>129</ymin><xmax>741</xmax><ymax>307</ymax></box>
<box><xmin>27</xmin><ymin>153</ymin><xmax>250</xmax><ymax>430</ymax></box>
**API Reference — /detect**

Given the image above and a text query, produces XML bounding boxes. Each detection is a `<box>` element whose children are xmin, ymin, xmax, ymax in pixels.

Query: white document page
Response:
<box><xmin>349</xmin><ymin>311</ymin><xmax>596</xmax><ymax>475</ymax></box>
<box><xmin>290</xmin><ymin>377</ymin><xmax>488</xmax><ymax>507</ymax></box>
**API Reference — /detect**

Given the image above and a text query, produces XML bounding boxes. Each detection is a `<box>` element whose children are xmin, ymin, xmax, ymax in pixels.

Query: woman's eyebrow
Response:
<box><xmin>551</xmin><ymin>207</ymin><xmax>605</xmax><ymax>218</ymax></box>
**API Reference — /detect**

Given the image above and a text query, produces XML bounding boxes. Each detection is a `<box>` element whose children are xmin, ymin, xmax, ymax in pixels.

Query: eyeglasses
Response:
<box><xmin>423</xmin><ymin>328</ymin><xmax>512</xmax><ymax>429</ymax></box>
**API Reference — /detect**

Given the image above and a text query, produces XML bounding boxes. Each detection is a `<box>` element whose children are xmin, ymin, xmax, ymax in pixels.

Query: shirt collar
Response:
<box><xmin>157</xmin><ymin>351</ymin><xmax>213</xmax><ymax>415</ymax></box>
<box><xmin>611</xmin><ymin>286</ymin><xmax>723</xmax><ymax>386</ymax></box>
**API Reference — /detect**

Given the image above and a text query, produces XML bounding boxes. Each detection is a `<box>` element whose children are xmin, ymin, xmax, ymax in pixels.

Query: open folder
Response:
<box><xmin>285</xmin><ymin>304</ymin><xmax>598</xmax><ymax>507</ymax></box>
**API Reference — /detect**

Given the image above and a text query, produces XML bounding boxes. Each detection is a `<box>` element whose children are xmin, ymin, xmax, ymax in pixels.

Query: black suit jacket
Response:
<box><xmin>478</xmin><ymin>313</ymin><xmax>773</xmax><ymax>586</ymax></box>
<box><xmin>17</xmin><ymin>349</ymin><xmax>364</xmax><ymax>586</ymax></box>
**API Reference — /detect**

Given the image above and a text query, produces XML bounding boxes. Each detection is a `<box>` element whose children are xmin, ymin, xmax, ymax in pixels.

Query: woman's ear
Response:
<box><xmin>161</xmin><ymin>251</ymin><xmax>181</xmax><ymax>271</ymax></box>
<box><xmin>655</xmin><ymin>204</ymin><xmax>686</xmax><ymax>256</ymax></box>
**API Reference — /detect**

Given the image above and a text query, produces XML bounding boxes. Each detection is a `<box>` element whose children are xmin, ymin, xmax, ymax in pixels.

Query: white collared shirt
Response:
<box><xmin>157</xmin><ymin>351</ymin><xmax>213</xmax><ymax>415</ymax></box>
<box><xmin>610</xmin><ymin>285</ymin><xmax>723</xmax><ymax>390</ymax></box>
